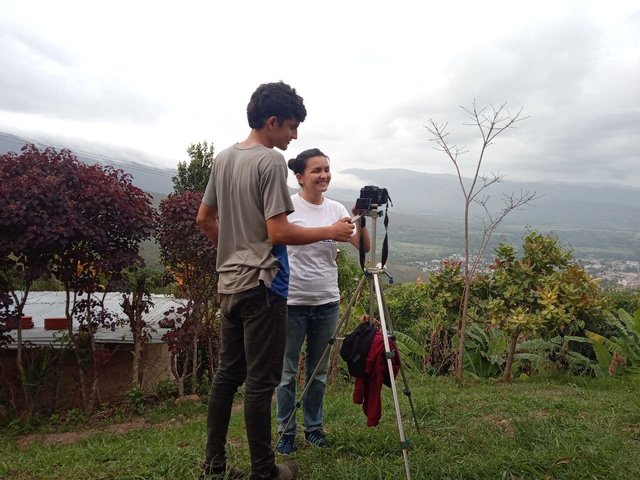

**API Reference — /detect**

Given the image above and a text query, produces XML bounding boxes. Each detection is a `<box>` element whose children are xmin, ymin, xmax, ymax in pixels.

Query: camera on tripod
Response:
<box><xmin>359</xmin><ymin>185</ymin><xmax>390</xmax><ymax>207</ymax></box>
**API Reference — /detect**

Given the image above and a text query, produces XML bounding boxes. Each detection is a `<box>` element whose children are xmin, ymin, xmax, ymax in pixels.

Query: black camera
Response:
<box><xmin>359</xmin><ymin>185</ymin><xmax>389</xmax><ymax>206</ymax></box>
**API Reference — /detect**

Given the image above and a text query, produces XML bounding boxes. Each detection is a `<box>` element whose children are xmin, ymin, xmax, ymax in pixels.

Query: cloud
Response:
<box><xmin>0</xmin><ymin>0</ymin><xmax>638</xmax><ymax>187</ymax></box>
<box><xmin>0</xmin><ymin>20</ymin><xmax>165</xmax><ymax>123</ymax></box>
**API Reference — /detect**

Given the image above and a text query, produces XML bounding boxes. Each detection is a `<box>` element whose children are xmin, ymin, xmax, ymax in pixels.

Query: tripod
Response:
<box><xmin>276</xmin><ymin>204</ymin><xmax>420</xmax><ymax>480</ymax></box>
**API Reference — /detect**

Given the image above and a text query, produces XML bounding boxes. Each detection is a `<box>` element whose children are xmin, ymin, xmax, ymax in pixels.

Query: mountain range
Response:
<box><xmin>0</xmin><ymin>132</ymin><xmax>176</xmax><ymax>195</ymax></box>
<box><xmin>3</xmin><ymin>131</ymin><xmax>639</xmax><ymax>280</ymax></box>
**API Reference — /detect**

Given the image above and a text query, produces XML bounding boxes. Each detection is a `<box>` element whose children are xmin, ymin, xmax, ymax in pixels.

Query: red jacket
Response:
<box><xmin>352</xmin><ymin>330</ymin><xmax>400</xmax><ymax>426</ymax></box>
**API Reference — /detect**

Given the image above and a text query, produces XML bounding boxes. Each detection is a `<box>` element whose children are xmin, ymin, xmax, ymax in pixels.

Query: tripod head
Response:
<box><xmin>354</xmin><ymin>187</ymin><xmax>393</xmax><ymax>282</ymax></box>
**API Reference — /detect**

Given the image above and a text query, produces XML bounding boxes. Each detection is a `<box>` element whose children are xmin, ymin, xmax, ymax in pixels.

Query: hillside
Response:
<box><xmin>3</xmin><ymin>131</ymin><xmax>638</xmax><ymax>284</ymax></box>
<box><xmin>0</xmin><ymin>132</ymin><xmax>177</xmax><ymax>194</ymax></box>
<box><xmin>331</xmin><ymin>169</ymin><xmax>640</xmax><ymax>282</ymax></box>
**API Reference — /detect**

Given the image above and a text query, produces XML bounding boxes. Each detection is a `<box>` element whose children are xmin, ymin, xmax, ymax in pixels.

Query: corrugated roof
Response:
<box><xmin>6</xmin><ymin>291</ymin><xmax>186</xmax><ymax>346</ymax></box>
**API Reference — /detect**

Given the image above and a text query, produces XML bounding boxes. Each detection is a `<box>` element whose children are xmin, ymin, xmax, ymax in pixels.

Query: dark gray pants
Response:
<box><xmin>205</xmin><ymin>283</ymin><xmax>287</xmax><ymax>478</ymax></box>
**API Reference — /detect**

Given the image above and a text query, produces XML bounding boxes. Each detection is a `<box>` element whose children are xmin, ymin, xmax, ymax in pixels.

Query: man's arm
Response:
<box><xmin>196</xmin><ymin>202</ymin><xmax>219</xmax><ymax>247</ymax></box>
<box><xmin>266</xmin><ymin>212</ymin><xmax>354</xmax><ymax>245</ymax></box>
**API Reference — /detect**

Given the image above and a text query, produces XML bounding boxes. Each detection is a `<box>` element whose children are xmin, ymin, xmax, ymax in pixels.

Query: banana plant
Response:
<box><xmin>516</xmin><ymin>335</ymin><xmax>601</xmax><ymax>377</ymax></box>
<box><xmin>452</xmin><ymin>323</ymin><xmax>507</xmax><ymax>379</ymax></box>
<box><xmin>585</xmin><ymin>308</ymin><xmax>640</xmax><ymax>376</ymax></box>
<box><xmin>394</xmin><ymin>330</ymin><xmax>427</xmax><ymax>373</ymax></box>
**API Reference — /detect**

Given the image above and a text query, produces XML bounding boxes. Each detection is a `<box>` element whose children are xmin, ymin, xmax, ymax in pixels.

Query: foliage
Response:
<box><xmin>0</xmin><ymin>292</ymin><xmax>16</xmax><ymax>349</ymax></box>
<box><xmin>1</xmin><ymin>143</ymin><xmax>156</xmax><ymax>414</ymax></box>
<box><xmin>383</xmin><ymin>261</ymin><xmax>492</xmax><ymax>375</ymax></box>
<box><xmin>157</xmin><ymin>192</ymin><xmax>218</xmax><ymax>295</ymax></box>
<box><xmin>585</xmin><ymin>308</ymin><xmax>640</xmax><ymax>376</ymax></box>
<box><xmin>602</xmin><ymin>287</ymin><xmax>640</xmax><ymax>313</ymax></box>
<box><xmin>393</xmin><ymin>330</ymin><xmax>426</xmax><ymax>372</ymax></box>
<box><xmin>154</xmin><ymin>378</ymin><xmax>179</xmax><ymax>401</ymax></box>
<box><xmin>21</xmin><ymin>342</ymin><xmax>72</xmax><ymax>412</ymax></box>
<box><xmin>516</xmin><ymin>335</ymin><xmax>600</xmax><ymax>377</ymax></box>
<box><xmin>172</xmin><ymin>141</ymin><xmax>215</xmax><ymax>194</ymax></box>
<box><xmin>454</xmin><ymin>322</ymin><xmax>507</xmax><ymax>379</ymax></box>
<box><xmin>336</xmin><ymin>248</ymin><xmax>362</xmax><ymax>309</ymax></box>
<box><xmin>0</xmin><ymin>143</ymin><xmax>155</xmax><ymax>295</ymax></box>
<box><xmin>157</xmin><ymin>191</ymin><xmax>219</xmax><ymax>396</ymax></box>
<box><xmin>487</xmin><ymin>231</ymin><xmax>605</xmax><ymax>382</ymax></box>
<box><xmin>384</xmin><ymin>280</ymin><xmax>433</xmax><ymax>331</ymax></box>
<box><xmin>0</xmin><ymin>145</ymin><xmax>82</xmax><ymax>287</ymax></box>
<box><xmin>124</xmin><ymin>386</ymin><xmax>146</xmax><ymax>415</ymax></box>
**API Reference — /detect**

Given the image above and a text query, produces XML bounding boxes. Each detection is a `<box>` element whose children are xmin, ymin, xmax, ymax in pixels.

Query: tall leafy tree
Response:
<box><xmin>1</xmin><ymin>143</ymin><xmax>156</xmax><ymax>413</ymax></box>
<box><xmin>52</xmin><ymin>159</ymin><xmax>155</xmax><ymax>411</ymax></box>
<box><xmin>172</xmin><ymin>141</ymin><xmax>215</xmax><ymax>194</ymax></box>
<box><xmin>487</xmin><ymin>231</ymin><xmax>603</xmax><ymax>382</ymax></box>
<box><xmin>156</xmin><ymin>191</ymin><xmax>218</xmax><ymax>397</ymax></box>
<box><xmin>1</xmin><ymin>145</ymin><xmax>84</xmax><ymax>414</ymax></box>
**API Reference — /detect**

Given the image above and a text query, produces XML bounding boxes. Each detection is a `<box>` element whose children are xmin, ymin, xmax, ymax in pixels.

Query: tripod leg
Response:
<box><xmin>276</xmin><ymin>275</ymin><xmax>368</xmax><ymax>445</ymax></box>
<box><xmin>380</xmin><ymin>291</ymin><xmax>421</xmax><ymax>434</ymax></box>
<box><xmin>372</xmin><ymin>272</ymin><xmax>412</xmax><ymax>480</ymax></box>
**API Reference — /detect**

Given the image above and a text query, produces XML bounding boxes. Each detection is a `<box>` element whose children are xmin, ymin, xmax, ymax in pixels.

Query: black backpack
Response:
<box><xmin>339</xmin><ymin>322</ymin><xmax>377</xmax><ymax>378</ymax></box>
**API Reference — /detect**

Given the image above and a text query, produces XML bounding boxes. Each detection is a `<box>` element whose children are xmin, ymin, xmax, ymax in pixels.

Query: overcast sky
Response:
<box><xmin>1</xmin><ymin>0</ymin><xmax>639</xmax><ymax>189</ymax></box>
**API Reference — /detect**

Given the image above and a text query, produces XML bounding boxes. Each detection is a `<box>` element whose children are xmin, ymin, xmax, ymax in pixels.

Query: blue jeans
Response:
<box><xmin>205</xmin><ymin>284</ymin><xmax>287</xmax><ymax>478</ymax></box>
<box><xmin>276</xmin><ymin>301</ymin><xmax>339</xmax><ymax>435</ymax></box>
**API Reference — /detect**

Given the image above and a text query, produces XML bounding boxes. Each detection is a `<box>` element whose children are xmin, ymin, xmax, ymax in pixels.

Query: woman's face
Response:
<box><xmin>297</xmin><ymin>155</ymin><xmax>331</xmax><ymax>194</ymax></box>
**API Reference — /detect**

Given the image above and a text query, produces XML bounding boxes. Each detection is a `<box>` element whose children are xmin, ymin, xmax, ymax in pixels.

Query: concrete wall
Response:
<box><xmin>0</xmin><ymin>342</ymin><xmax>172</xmax><ymax>411</ymax></box>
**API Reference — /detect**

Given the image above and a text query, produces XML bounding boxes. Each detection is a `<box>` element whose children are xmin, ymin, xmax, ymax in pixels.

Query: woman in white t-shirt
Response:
<box><xmin>275</xmin><ymin>148</ymin><xmax>370</xmax><ymax>454</ymax></box>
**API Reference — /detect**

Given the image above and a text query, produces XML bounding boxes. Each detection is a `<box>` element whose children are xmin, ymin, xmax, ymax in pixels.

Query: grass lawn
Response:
<box><xmin>1</xmin><ymin>375</ymin><xmax>639</xmax><ymax>479</ymax></box>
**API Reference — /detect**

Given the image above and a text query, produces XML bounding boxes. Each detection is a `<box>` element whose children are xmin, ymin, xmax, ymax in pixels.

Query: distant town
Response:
<box><xmin>413</xmin><ymin>255</ymin><xmax>640</xmax><ymax>289</ymax></box>
<box><xmin>579</xmin><ymin>257</ymin><xmax>640</xmax><ymax>289</ymax></box>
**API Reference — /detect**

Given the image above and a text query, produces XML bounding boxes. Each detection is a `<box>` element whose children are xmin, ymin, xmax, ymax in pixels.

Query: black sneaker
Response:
<box><xmin>199</xmin><ymin>464</ymin><xmax>247</xmax><ymax>479</ymax></box>
<box><xmin>272</xmin><ymin>461</ymin><xmax>299</xmax><ymax>480</ymax></box>
<box><xmin>249</xmin><ymin>461</ymin><xmax>299</xmax><ymax>480</ymax></box>
<box><xmin>275</xmin><ymin>433</ymin><xmax>296</xmax><ymax>455</ymax></box>
<box><xmin>304</xmin><ymin>430</ymin><xmax>328</xmax><ymax>448</ymax></box>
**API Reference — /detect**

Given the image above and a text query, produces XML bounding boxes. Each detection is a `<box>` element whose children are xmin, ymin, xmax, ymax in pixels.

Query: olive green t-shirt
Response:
<box><xmin>202</xmin><ymin>144</ymin><xmax>294</xmax><ymax>294</ymax></box>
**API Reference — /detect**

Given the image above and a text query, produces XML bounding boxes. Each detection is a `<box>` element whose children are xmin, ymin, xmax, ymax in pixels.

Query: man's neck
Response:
<box><xmin>239</xmin><ymin>129</ymin><xmax>273</xmax><ymax>149</ymax></box>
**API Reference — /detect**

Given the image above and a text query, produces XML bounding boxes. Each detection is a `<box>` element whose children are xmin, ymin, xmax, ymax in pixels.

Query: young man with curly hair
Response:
<box><xmin>197</xmin><ymin>81</ymin><xmax>354</xmax><ymax>480</ymax></box>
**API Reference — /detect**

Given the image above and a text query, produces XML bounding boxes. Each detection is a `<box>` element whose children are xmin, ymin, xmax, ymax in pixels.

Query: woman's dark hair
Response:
<box><xmin>247</xmin><ymin>81</ymin><xmax>307</xmax><ymax>129</ymax></box>
<box><xmin>287</xmin><ymin>148</ymin><xmax>328</xmax><ymax>175</ymax></box>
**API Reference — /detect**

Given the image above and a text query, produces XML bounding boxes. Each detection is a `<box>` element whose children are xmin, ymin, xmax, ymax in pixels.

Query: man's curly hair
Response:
<box><xmin>247</xmin><ymin>81</ymin><xmax>307</xmax><ymax>129</ymax></box>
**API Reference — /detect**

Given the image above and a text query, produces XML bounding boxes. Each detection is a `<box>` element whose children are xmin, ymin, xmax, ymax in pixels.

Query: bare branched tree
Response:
<box><xmin>425</xmin><ymin>102</ymin><xmax>539</xmax><ymax>380</ymax></box>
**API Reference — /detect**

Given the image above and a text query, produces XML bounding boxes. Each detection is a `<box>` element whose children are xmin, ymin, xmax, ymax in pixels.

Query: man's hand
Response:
<box><xmin>330</xmin><ymin>217</ymin><xmax>355</xmax><ymax>242</ymax></box>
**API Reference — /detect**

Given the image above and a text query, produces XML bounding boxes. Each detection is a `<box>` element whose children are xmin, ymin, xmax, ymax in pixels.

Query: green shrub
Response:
<box><xmin>125</xmin><ymin>386</ymin><xmax>146</xmax><ymax>415</ymax></box>
<box><xmin>155</xmin><ymin>378</ymin><xmax>178</xmax><ymax>401</ymax></box>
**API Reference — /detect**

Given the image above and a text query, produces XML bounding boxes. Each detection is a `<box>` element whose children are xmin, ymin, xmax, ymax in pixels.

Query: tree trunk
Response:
<box><xmin>455</xmin><ymin>203</ymin><xmax>472</xmax><ymax>380</ymax></box>
<box><xmin>76</xmin><ymin>349</ymin><xmax>88</xmax><ymax>410</ymax></box>
<box><xmin>132</xmin><ymin>332</ymin><xmax>142</xmax><ymax>388</ymax></box>
<box><xmin>12</xmin><ymin>291</ymin><xmax>31</xmax><ymax>419</ymax></box>
<box><xmin>191</xmin><ymin>330</ymin><xmax>198</xmax><ymax>394</ymax></box>
<box><xmin>65</xmin><ymin>289</ymin><xmax>88</xmax><ymax>410</ymax></box>
<box><xmin>87</xmin><ymin>300</ymin><xmax>99</xmax><ymax>414</ymax></box>
<box><xmin>503</xmin><ymin>329</ymin><xmax>520</xmax><ymax>383</ymax></box>
<box><xmin>206</xmin><ymin>333</ymin><xmax>215</xmax><ymax>380</ymax></box>
<box><xmin>171</xmin><ymin>353</ymin><xmax>184</xmax><ymax>399</ymax></box>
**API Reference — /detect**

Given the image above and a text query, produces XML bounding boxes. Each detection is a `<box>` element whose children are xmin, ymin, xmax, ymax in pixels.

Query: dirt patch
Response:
<box><xmin>14</xmin><ymin>399</ymin><xmax>248</xmax><ymax>449</ymax></box>
<box><xmin>16</xmin><ymin>418</ymin><xmax>150</xmax><ymax>449</ymax></box>
<box><xmin>15</xmin><ymin>414</ymin><xmax>207</xmax><ymax>449</ymax></box>
<box><xmin>483</xmin><ymin>414</ymin><xmax>515</xmax><ymax>437</ymax></box>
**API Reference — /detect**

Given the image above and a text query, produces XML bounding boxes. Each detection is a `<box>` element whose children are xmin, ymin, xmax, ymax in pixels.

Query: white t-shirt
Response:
<box><xmin>287</xmin><ymin>193</ymin><xmax>351</xmax><ymax>305</ymax></box>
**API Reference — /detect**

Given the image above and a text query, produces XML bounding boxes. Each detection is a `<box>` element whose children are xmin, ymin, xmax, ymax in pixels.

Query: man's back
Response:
<box><xmin>203</xmin><ymin>143</ymin><xmax>293</xmax><ymax>294</ymax></box>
